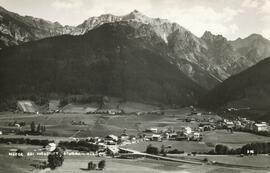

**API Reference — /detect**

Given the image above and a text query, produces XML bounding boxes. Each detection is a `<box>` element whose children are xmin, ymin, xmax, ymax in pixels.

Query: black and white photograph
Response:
<box><xmin>0</xmin><ymin>0</ymin><xmax>270</xmax><ymax>172</ymax></box>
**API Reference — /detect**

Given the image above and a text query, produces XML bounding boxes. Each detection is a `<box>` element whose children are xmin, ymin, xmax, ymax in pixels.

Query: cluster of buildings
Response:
<box><xmin>223</xmin><ymin>117</ymin><xmax>270</xmax><ymax>133</ymax></box>
<box><xmin>142</xmin><ymin>126</ymin><xmax>202</xmax><ymax>142</ymax></box>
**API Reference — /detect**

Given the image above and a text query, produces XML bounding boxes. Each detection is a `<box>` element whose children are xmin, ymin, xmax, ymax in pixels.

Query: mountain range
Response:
<box><xmin>2</xmin><ymin>6</ymin><xmax>270</xmax><ymax>89</ymax></box>
<box><xmin>1</xmin><ymin>6</ymin><xmax>270</xmax><ymax>112</ymax></box>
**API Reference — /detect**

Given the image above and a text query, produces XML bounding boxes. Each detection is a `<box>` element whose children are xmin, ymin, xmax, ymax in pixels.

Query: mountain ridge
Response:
<box><xmin>200</xmin><ymin>56</ymin><xmax>270</xmax><ymax>114</ymax></box>
<box><xmin>1</xmin><ymin>6</ymin><xmax>270</xmax><ymax>92</ymax></box>
<box><xmin>0</xmin><ymin>21</ymin><xmax>206</xmax><ymax>110</ymax></box>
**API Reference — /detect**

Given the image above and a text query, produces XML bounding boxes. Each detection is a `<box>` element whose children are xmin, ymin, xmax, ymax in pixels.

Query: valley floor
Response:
<box><xmin>0</xmin><ymin>110</ymin><xmax>270</xmax><ymax>173</ymax></box>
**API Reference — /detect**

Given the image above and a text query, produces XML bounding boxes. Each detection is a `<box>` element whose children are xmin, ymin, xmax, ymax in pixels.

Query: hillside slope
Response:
<box><xmin>200</xmin><ymin>57</ymin><xmax>270</xmax><ymax>110</ymax></box>
<box><xmin>0</xmin><ymin>22</ymin><xmax>205</xmax><ymax>109</ymax></box>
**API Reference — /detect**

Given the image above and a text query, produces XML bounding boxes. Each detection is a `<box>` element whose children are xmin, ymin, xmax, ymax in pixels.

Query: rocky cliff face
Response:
<box><xmin>0</xmin><ymin>6</ymin><xmax>78</xmax><ymax>48</ymax></box>
<box><xmin>201</xmin><ymin>31</ymin><xmax>254</xmax><ymax>80</ymax></box>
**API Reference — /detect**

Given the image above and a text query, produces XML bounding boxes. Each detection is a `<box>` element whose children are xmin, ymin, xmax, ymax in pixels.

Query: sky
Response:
<box><xmin>0</xmin><ymin>0</ymin><xmax>270</xmax><ymax>40</ymax></box>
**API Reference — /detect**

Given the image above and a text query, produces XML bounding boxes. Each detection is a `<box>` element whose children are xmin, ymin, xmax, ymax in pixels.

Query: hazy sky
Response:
<box><xmin>1</xmin><ymin>0</ymin><xmax>270</xmax><ymax>40</ymax></box>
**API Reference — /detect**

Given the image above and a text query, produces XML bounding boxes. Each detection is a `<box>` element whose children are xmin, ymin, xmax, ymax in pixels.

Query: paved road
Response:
<box><xmin>118</xmin><ymin>147</ymin><xmax>203</xmax><ymax>165</ymax></box>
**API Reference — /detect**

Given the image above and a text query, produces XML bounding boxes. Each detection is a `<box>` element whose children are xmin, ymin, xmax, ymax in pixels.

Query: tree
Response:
<box><xmin>48</xmin><ymin>147</ymin><xmax>64</xmax><ymax>170</ymax></box>
<box><xmin>98</xmin><ymin>160</ymin><xmax>106</xmax><ymax>170</ymax></box>
<box><xmin>215</xmin><ymin>144</ymin><xmax>229</xmax><ymax>154</ymax></box>
<box><xmin>30</xmin><ymin>121</ymin><xmax>36</xmax><ymax>133</ymax></box>
<box><xmin>88</xmin><ymin>161</ymin><xmax>96</xmax><ymax>170</ymax></box>
<box><xmin>37</xmin><ymin>123</ymin><xmax>41</xmax><ymax>133</ymax></box>
<box><xmin>160</xmin><ymin>144</ymin><xmax>167</xmax><ymax>156</ymax></box>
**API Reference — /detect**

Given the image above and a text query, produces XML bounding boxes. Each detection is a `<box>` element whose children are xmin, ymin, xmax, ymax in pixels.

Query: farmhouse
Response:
<box><xmin>152</xmin><ymin>134</ymin><xmax>162</xmax><ymax>142</ymax></box>
<box><xmin>254</xmin><ymin>124</ymin><xmax>269</xmax><ymax>132</ymax></box>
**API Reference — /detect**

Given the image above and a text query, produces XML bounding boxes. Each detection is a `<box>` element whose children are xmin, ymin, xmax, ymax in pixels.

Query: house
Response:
<box><xmin>105</xmin><ymin>134</ymin><xmax>118</xmax><ymax>142</ymax></box>
<box><xmin>108</xmin><ymin>109</ymin><xmax>122</xmax><ymax>115</ymax></box>
<box><xmin>130</xmin><ymin>136</ymin><xmax>137</xmax><ymax>143</ymax></box>
<box><xmin>143</xmin><ymin>133</ymin><xmax>154</xmax><ymax>141</ymax></box>
<box><xmin>226</xmin><ymin>121</ymin><xmax>234</xmax><ymax>128</ymax></box>
<box><xmin>184</xmin><ymin>127</ymin><xmax>192</xmax><ymax>135</ymax></box>
<box><xmin>199</xmin><ymin>122</ymin><xmax>213</xmax><ymax>131</ymax></box>
<box><xmin>254</xmin><ymin>124</ymin><xmax>268</xmax><ymax>132</ymax></box>
<box><xmin>119</xmin><ymin>133</ymin><xmax>129</xmax><ymax>141</ymax></box>
<box><xmin>165</xmin><ymin>132</ymin><xmax>177</xmax><ymax>140</ymax></box>
<box><xmin>191</xmin><ymin>132</ymin><xmax>202</xmax><ymax>141</ymax></box>
<box><xmin>106</xmin><ymin>146</ymin><xmax>119</xmax><ymax>156</ymax></box>
<box><xmin>45</xmin><ymin>143</ymin><xmax>56</xmax><ymax>152</ymax></box>
<box><xmin>152</xmin><ymin>134</ymin><xmax>162</xmax><ymax>142</ymax></box>
<box><xmin>149</xmin><ymin>128</ymin><xmax>158</xmax><ymax>133</ymax></box>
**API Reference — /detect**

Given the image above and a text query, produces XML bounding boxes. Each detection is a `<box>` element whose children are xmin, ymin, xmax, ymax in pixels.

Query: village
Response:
<box><xmin>0</xmin><ymin>99</ymin><xmax>270</xmax><ymax>172</ymax></box>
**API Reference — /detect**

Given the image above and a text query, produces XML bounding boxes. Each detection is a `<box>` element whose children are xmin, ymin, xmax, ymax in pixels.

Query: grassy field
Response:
<box><xmin>194</xmin><ymin>155</ymin><xmax>270</xmax><ymax>168</ymax></box>
<box><xmin>123</xmin><ymin>140</ymin><xmax>213</xmax><ymax>153</ymax></box>
<box><xmin>34</xmin><ymin>157</ymin><xmax>270</xmax><ymax>173</ymax></box>
<box><xmin>0</xmin><ymin>110</ymin><xmax>191</xmax><ymax>138</ymax></box>
<box><xmin>202</xmin><ymin>130</ymin><xmax>270</xmax><ymax>148</ymax></box>
<box><xmin>1</xmin><ymin>110</ymin><xmax>270</xmax><ymax>173</ymax></box>
<box><xmin>0</xmin><ymin>142</ymin><xmax>269</xmax><ymax>173</ymax></box>
<box><xmin>43</xmin><ymin>158</ymin><xmax>187</xmax><ymax>173</ymax></box>
<box><xmin>0</xmin><ymin>144</ymin><xmax>44</xmax><ymax>173</ymax></box>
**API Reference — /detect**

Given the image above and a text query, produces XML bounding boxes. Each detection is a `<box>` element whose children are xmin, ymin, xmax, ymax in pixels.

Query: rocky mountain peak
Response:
<box><xmin>122</xmin><ymin>9</ymin><xmax>152</xmax><ymax>23</ymax></box>
<box><xmin>201</xmin><ymin>31</ymin><xmax>227</xmax><ymax>43</ymax></box>
<box><xmin>247</xmin><ymin>33</ymin><xmax>264</xmax><ymax>40</ymax></box>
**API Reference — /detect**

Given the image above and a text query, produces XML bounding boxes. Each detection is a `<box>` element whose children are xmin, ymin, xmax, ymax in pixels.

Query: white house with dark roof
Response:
<box><xmin>254</xmin><ymin>124</ymin><xmax>268</xmax><ymax>132</ymax></box>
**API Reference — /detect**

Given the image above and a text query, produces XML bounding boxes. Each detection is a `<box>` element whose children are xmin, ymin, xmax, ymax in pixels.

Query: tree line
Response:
<box><xmin>0</xmin><ymin>137</ymin><xmax>53</xmax><ymax>146</ymax></box>
<box><xmin>58</xmin><ymin>140</ymin><xmax>100</xmax><ymax>152</ymax></box>
<box><xmin>212</xmin><ymin>142</ymin><xmax>270</xmax><ymax>155</ymax></box>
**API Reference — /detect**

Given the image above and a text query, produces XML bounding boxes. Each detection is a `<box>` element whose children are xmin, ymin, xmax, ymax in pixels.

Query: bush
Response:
<box><xmin>146</xmin><ymin>144</ymin><xmax>159</xmax><ymax>155</ymax></box>
<box><xmin>167</xmin><ymin>149</ymin><xmax>184</xmax><ymax>154</ymax></box>
<box><xmin>203</xmin><ymin>158</ymin><xmax>208</xmax><ymax>162</ymax></box>
<box><xmin>215</xmin><ymin>144</ymin><xmax>229</xmax><ymax>154</ymax></box>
